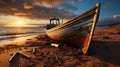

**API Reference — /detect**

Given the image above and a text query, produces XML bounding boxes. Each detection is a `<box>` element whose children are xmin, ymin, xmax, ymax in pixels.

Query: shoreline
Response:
<box><xmin>0</xmin><ymin>33</ymin><xmax>45</xmax><ymax>47</ymax></box>
<box><xmin>0</xmin><ymin>33</ymin><xmax>49</xmax><ymax>53</ymax></box>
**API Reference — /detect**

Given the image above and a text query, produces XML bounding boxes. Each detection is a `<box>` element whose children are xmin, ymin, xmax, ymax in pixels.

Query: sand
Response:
<box><xmin>0</xmin><ymin>24</ymin><xmax>120</xmax><ymax>67</ymax></box>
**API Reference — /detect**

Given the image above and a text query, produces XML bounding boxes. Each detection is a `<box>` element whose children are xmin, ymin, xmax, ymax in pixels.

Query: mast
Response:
<box><xmin>49</xmin><ymin>0</ymin><xmax>60</xmax><ymax>25</ymax></box>
<box><xmin>52</xmin><ymin>0</ymin><xmax>55</xmax><ymax>18</ymax></box>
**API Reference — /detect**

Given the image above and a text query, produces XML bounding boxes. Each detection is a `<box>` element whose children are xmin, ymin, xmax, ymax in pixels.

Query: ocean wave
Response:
<box><xmin>0</xmin><ymin>27</ymin><xmax>45</xmax><ymax>41</ymax></box>
<box><xmin>0</xmin><ymin>32</ymin><xmax>42</xmax><ymax>41</ymax></box>
<box><xmin>0</xmin><ymin>31</ymin><xmax>44</xmax><ymax>36</ymax></box>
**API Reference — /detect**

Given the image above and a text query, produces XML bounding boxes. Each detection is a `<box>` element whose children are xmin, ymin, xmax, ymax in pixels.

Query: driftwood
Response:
<box><xmin>65</xmin><ymin>49</ymin><xmax>83</xmax><ymax>60</ymax></box>
<box><xmin>54</xmin><ymin>54</ymin><xmax>63</xmax><ymax>65</ymax></box>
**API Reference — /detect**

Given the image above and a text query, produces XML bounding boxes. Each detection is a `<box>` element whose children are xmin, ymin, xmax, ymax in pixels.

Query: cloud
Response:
<box><xmin>11</xmin><ymin>8</ymin><xmax>17</xmax><ymax>11</ymax></box>
<box><xmin>23</xmin><ymin>0</ymin><xmax>64</xmax><ymax>8</ymax></box>
<box><xmin>71</xmin><ymin>0</ymin><xmax>82</xmax><ymax>5</ymax></box>
<box><xmin>0</xmin><ymin>0</ymin><xmax>4</xmax><ymax>4</ymax></box>
<box><xmin>97</xmin><ymin>14</ymin><xmax>120</xmax><ymax>26</ymax></box>
<box><xmin>32</xmin><ymin>0</ymin><xmax>42</xmax><ymax>6</ymax></box>
<box><xmin>37</xmin><ymin>0</ymin><xmax>64</xmax><ymax>8</ymax></box>
<box><xmin>0</xmin><ymin>0</ymin><xmax>77</xmax><ymax>20</ymax></box>
<box><xmin>104</xmin><ymin>2</ymin><xmax>112</xmax><ymax>8</ymax></box>
<box><xmin>113</xmin><ymin>14</ymin><xmax>120</xmax><ymax>18</ymax></box>
<box><xmin>14</xmin><ymin>12</ymin><xmax>31</xmax><ymax>16</ymax></box>
<box><xmin>24</xmin><ymin>3</ymin><xmax>33</xmax><ymax>9</ymax></box>
<box><xmin>59</xmin><ymin>3</ymin><xmax>78</xmax><ymax>11</ymax></box>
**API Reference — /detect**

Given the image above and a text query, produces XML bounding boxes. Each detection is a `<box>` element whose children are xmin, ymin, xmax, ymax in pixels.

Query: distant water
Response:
<box><xmin>0</xmin><ymin>27</ymin><xmax>45</xmax><ymax>41</ymax></box>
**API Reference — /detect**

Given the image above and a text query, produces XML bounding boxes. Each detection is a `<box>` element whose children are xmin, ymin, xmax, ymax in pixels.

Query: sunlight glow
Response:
<box><xmin>0</xmin><ymin>15</ymin><xmax>49</xmax><ymax>27</ymax></box>
<box><xmin>14</xmin><ymin>20</ymin><xmax>26</xmax><ymax>27</ymax></box>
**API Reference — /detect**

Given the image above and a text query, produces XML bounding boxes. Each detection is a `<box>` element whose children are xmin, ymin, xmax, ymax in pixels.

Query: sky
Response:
<box><xmin>0</xmin><ymin>0</ymin><xmax>120</xmax><ymax>27</ymax></box>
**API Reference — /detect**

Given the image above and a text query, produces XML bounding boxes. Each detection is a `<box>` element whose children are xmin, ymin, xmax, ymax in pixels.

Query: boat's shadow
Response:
<box><xmin>87</xmin><ymin>40</ymin><xmax>120</xmax><ymax>66</ymax></box>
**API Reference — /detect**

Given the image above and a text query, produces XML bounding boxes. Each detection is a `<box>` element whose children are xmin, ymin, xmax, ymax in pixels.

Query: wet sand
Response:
<box><xmin>0</xmin><ymin>24</ymin><xmax>120</xmax><ymax>67</ymax></box>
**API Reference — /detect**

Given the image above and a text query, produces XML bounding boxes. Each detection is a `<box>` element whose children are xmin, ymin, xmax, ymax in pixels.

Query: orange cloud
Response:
<box><xmin>14</xmin><ymin>12</ymin><xmax>28</xmax><ymax>16</ymax></box>
<box><xmin>33</xmin><ymin>0</ymin><xmax>42</xmax><ymax>6</ymax></box>
<box><xmin>0</xmin><ymin>0</ymin><xmax>76</xmax><ymax>20</ymax></box>
<box><xmin>42</xmin><ymin>0</ymin><xmax>52</xmax><ymax>8</ymax></box>
<box><xmin>33</xmin><ymin>0</ymin><xmax>64</xmax><ymax>8</ymax></box>
<box><xmin>14</xmin><ymin>12</ymin><xmax>31</xmax><ymax>16</ymax></box>
<box><xmin>22</xmin><ymin>0</ymin><xmax>64</xmax><ymax>8</ymax></box>
<box><xmin>11</xmin><ymin>8</ymin><xmax>17</xmax><ymax>11</ymax></box>
<box><xmin>24</xmin><ymin>3</ymin><xmax>33</xmax><ymax>9</ymax></box>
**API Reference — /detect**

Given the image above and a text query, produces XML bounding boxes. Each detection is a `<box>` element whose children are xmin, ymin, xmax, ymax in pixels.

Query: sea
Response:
<box><xmin>0</xmin><ymin>26</ymin><xmax>45</xmax><ymax>46</ymax></box>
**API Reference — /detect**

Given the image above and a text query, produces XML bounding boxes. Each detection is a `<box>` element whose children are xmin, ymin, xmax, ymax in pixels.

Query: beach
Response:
<box><xmin>0</xmin><ymin>24</ymin><xmax>120</xmax><ymax>67</ymax></box>
<box><xmin>0</xmin><ymin>0</ymin><xmax>120</xmax><ymax>67</ymax></box>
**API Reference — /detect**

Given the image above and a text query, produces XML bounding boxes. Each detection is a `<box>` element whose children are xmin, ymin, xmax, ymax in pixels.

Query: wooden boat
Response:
<box><xmin>46</xmin><ymin>3</ymin><xmax>101</xmax><ymax>54</ymax></box>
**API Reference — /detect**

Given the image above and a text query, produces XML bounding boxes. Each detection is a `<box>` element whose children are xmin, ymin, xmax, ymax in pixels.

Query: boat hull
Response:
<box><xmin>65</xmin><ymin>34</ymin><xmax>90</xmax><ymax>54</ymax></box>
<box><xmin>46</xmin><ymin>20</ymin><xmax>93</xmax><ymax>54</ymax></box>
<box><xmin>46</xmin><ymin>26</ymin><xmax>91</xmax><ymax>54</ymax></box>
<box><xmin>46</xmin><ymin>3</ymin><xmax>100</xmax><ymax>54</ymax></box>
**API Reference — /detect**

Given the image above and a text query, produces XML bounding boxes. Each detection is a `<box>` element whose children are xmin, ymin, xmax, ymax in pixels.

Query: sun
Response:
<box><xmin>6</xmin><ymin>20</ymin><xmax>28</xmax><ymax>27</ymax></box>
<box><xmin>14</xmin><ymin>20</ymin><xmax>27</xmax><ymax>27</ymax></box>
<box><xmin>15</xmin><ymin>21</ymin><xmax>24</xmax><ymax>27</ymax></box>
